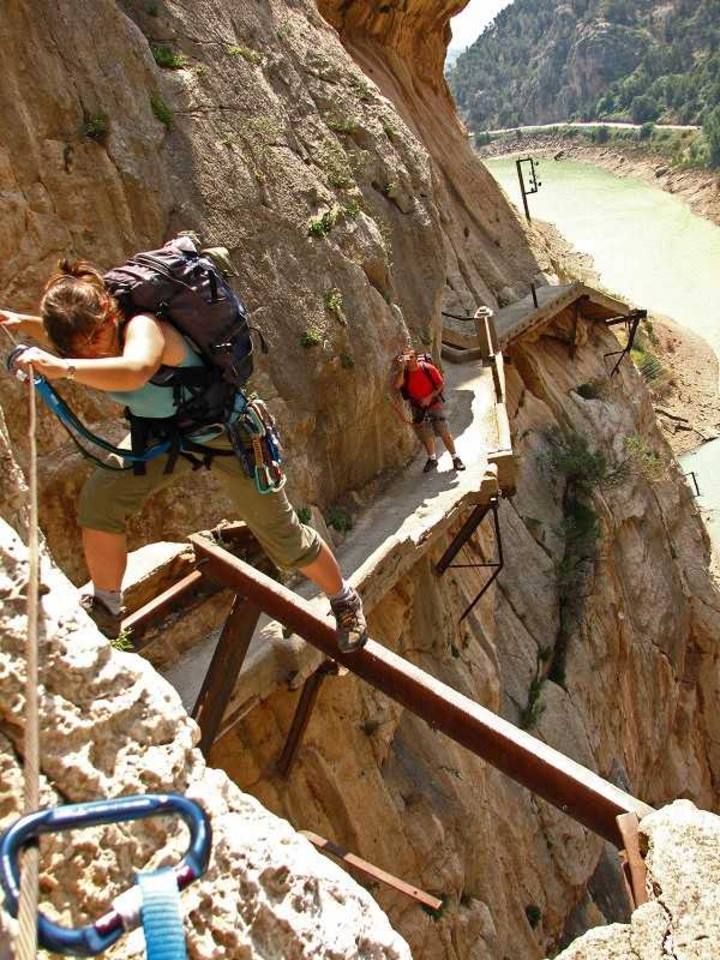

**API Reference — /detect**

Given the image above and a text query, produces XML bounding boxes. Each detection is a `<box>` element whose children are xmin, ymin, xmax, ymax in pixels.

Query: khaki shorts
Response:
<box><xmin>78</xmin><ymin>433</ymin><xmax>322</xmax><ymax>570</ymax></box>
<box><xmin>412</xmin><ymin>401</ymin><xmax>448</xmax><ymax>439</ymax></box>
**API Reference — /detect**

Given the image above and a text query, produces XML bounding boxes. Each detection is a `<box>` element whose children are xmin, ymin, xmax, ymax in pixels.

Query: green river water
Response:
<box><xmin>486</xmin><ymin>157</ymin><xmax>720</xmax><ymax>548</ymax></box>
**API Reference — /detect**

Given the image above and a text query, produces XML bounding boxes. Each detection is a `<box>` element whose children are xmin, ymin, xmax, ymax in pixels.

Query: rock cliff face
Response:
<box><xmin>1</xmin><ymin>2</ymin><xmax>719</xmax><ymax>960</ymax></box>
<box><xmin>0</xmin><ymin>0</ymin><xmax>540</xmax><ymax>583</ymax></box>
<box><xmin>0</xmin><ymin>506</ymin><xmax>411</xmax><ymax>959</ymax></box>
<box><xmin>213</xmin><ymin>313</ymin><xmax>720</xmax><ymax>959</ymax></box>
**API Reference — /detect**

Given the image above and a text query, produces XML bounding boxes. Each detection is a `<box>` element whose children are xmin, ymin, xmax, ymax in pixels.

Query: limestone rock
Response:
<box><xmin>0</xmin><ymin>518</ymin><xmax>411</xmax><ymax>959</ymax></box>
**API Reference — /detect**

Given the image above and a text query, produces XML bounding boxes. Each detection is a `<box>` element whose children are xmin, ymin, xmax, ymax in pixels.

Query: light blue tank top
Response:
<box><xmin>108</xmin><ymin>343</ymin><xmax>205</xmax><ymax>419</ymax></box>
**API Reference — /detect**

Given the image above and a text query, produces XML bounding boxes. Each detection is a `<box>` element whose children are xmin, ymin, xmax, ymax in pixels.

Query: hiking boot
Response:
<box><xmin>79</xmin><ymin>593</ymin><xmax>125</xmax><ymax>639</ymax></box>
<box><xmin>423</xmin><ymin>457</ymin><xmax>438</xmax><ymax>473</ymax></box>
<box><xmin>330</xmin><ymin>588</ymin><xmax>368</xmax><ymax>653</ymax></box>
<box><xmin>452</xmin><ymin>456</ymin><xmax>466</xmax><ymax>471</ymax></box>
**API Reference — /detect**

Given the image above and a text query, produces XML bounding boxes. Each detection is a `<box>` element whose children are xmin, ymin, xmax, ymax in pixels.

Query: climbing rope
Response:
<box><xmin>16</xmin><ymin>361</ymin><xmax>41</xmax><ymax>960</ymax></box>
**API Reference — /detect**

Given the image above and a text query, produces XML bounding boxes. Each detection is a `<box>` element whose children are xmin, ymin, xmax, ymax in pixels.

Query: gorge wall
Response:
<box><xmin>1</xmin><ymin>2</ymin><xmax>719</xmax><ymax>959</ymax></box>
<box><xmin>211</xmin><ymin>312</ymin><xmax>720</xmax><ymax>959</ymax></box>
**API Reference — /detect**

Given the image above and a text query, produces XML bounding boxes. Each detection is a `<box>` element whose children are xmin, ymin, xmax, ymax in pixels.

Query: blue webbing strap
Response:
<box><xmin>137</xmin><ymin>869</ymin><xmax>188</xmax><ymax>960</ymax></box>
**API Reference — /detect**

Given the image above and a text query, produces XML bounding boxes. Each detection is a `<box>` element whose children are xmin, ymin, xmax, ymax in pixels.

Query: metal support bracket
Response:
<box><xmin>192</xmin><ymin>593</ymin><xmax>261</xmax><ymax>756</ymax></box>
<box><xmin>435</xmin><ymin>496</ymin><xmax>503</xmax><ymax>621</ymax></box>
<box><xmin>301</xmin><ymin>831</ymin><xmax>442</xmax><ymax>911</ymax></box>
<box><xmin>277</xmin><ymin>659</ymin><xmax>344</xmax><ymax>778</ymax></box>
<box><xmin>616</xmin><ymin>812</ymin><xmax>649</xmax><ymax>910</ymax></box>
<box><xmin>603</xmin><ymin>308</ymin><xmax>647</xmax><ymax>377</ymax></box>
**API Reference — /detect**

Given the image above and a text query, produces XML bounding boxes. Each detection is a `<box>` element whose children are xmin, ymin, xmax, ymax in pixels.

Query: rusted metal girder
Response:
<box><xmin>603</xmin><ymin>308</ymin><xmax>647</xmax><ymax>377</ymax></box>
<box><xmin>435</xmin><ymin>497</ymin><xmax>504</xmax><ymax>621</ymax></box>
<box><xmin>616</xmin><ymin>812</ymin><xmax>649</xmax><ymax>910</ymax></box>
<box><xmin>189</xmin><ymin>534</ymin><xmax>654</xmax><ymax>847</ymax></box>
<box><xmin>277</xmin><ymin>660</ymin><xmax>341</xmax><ymax>779</ymax></box>
<box><xmin>121</xmin><ymin>570</ymin><xmax>211</xmax><ymax>650</ymax></box>
<box><xmin>301</xmin><ymin>830</ymin><xmax>443</xmax><ymax>911</ymax></box>
<box><xmin>120</xmin><ymin>524</ymin><xmax>267</xmax><ymax>648</ymax></box>
<box><xmin>192</xmin><ymin>594</ymin><xmax>261</xmax><ymax>756</ymax></box>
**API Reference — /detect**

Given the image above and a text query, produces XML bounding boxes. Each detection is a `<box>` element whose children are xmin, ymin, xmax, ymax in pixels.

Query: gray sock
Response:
<box><xmin>329</xmin><ymin>580</ymin><xmax>353</xmax><ymax>604</ymax></box>
<box><xmin>94</xmin><ymin>587</ymin><xmax>124</xmax><ymax>615</ymax></box>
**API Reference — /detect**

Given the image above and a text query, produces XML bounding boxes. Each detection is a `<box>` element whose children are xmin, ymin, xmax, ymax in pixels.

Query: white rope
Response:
<box><xmin>0</xmin><ymin>323</ymin><xmax>18</xmax><ymax>346</ymax></box>
<box><xmin>16</xmin><ymin>363</ymin><xmax>41</xmax><ymax>960</ymax></box>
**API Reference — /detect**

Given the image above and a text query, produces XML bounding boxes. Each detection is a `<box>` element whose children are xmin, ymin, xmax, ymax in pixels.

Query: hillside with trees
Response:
<box><xmin>449</xmin><ymin>0</ymin><xmax>720</xmax><ymax>161</ymax></box>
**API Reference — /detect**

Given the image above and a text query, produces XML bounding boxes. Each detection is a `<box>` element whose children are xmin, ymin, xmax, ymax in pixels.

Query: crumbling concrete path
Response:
<box><xmin>163</xmin><ymin>355</ymin><xmax>506</xmax><ymax>722</ymax></box>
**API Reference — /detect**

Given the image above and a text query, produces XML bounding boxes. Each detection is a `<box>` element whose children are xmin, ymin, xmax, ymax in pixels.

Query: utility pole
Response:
<box><xmin>515</xmin><ymin>156</ymin><xmax>541</xmax><ymax>222</ymax></box>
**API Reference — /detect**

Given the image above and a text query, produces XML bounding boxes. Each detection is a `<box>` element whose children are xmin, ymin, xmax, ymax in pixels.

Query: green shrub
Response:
<box><xmin>631</xmin><ymin>347</ymin><xmax>665</xmax><ymax>383</ymax></box>
<box><xmin>576</xmin><ymin>378</ymin><xmax>609</xmax><ymax>400</ymax></box>
<box><xmin>344</xmin><ymin>197</ymin><xmax>361</xmax><ymax>219</ymax></box>
<box><xmin>296</xmin><ymin>506</ymin><xmax>312</xmax><ymax>524</ymax></box>
<box><xmin>152</xmin><ymin>45</ymin><xmax>187</xmax><ymax>69</ymax></box>
<box><xmin>81</xmin><ymin>111</ymin><xmax>110</xmax><ymax>143</ymax></box>
<box><xmin>227</xmin><ymin>45</ymin><xmax>263</xmax><ymax>64</ymax></box>
<box><xmin>324</xmin><ymin>287</ymin><xmax>344</xmax><ymax>316</ymax></box>
<box><xmin>300</xmin><ymin>328</ymin><xmax>322</xmax><ymax>348</ymax></box>
<box><xmin>111</xmin><ymin>627</ymin><xmax>134</xmax><ymax>651</ymax></box>
<box><xmin>639</xmin><ymin>122</ymin><xmax>655</xmax><ymax>140</ymax></box>
<box><xmin>340</xmin><ymin>352</ymin><xmax>355</xmax><ymax>369</ymax></box>
<box><xmin>150</xmin><ymin>94</ymin><xmax>173</xmax><ymax>128</ymax></box>
<box><xmin>593</xmin><ymin>125</ymin><xmax>610</xmax><ymax>144</ymax></box>
<box><xmin>519</xmin><ymin>674</ymin><xmax>545</xmax><ymax>730</ymax></box>
<box><xmin>546</xmin><ymin>429</ymin><xmax>612</xmax><ymax>492</ymax></box>
<box><xmin>327</xmin><ymin>506</ymin><xmax>353</xmax><ymax>533</ymax></box>
<box><xmin>624</xmin><ymin>434</ymin><xmax>667</xmax><ymax>482</ymax></box>
<box><xmin>307</xmin><ymin>205</ymin><xmax>341</xmax><ymax>238</ymax></box>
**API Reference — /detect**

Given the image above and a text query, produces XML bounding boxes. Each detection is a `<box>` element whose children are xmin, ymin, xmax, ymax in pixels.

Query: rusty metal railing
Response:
<box><xmin>189</xmin><ymin>533</ymin><xmax>653</xmax><ymax>848</ymax></box>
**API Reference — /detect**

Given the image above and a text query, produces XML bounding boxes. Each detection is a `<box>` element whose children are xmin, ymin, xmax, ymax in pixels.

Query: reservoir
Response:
<box><xmin>485</xmin><ymin>157</ymin><xmax>720</xmax><ymax>550</ymax></box>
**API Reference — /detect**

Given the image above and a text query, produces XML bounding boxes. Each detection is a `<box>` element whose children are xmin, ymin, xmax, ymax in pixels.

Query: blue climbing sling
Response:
<box><xmin>0</xmin><ymin>793</ymin><xmax>211</xmax><ymax>957</ymax></box>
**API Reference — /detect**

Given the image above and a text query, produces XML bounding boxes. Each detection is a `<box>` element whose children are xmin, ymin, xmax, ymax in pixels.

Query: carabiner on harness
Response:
<box><xmin>226</xmin><ymin>392</ymin><xmax>286</xmax><ymax>494</ymax></box>
<box><xmin>0</xmin><ymin>793</ymin><xmax>211</xmax><ymax>957</ymax></box>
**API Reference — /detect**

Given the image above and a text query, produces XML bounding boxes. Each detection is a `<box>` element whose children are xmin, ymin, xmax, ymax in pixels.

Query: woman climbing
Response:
<box><xmin>0</xmin><ymin>259</ymin><xmax>367</xmax><ymax>652</ymax></box>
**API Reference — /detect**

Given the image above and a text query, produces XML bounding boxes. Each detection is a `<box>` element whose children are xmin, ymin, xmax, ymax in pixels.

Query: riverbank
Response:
<box><xmin>527</xmin><ymin>219</ymin><xmax>719</xmax><ymax>457</ymax></box>
<box><xmin>478</xmin><ymin>134</ymin><xmax>720</xmax><ymax>229</ymax></box>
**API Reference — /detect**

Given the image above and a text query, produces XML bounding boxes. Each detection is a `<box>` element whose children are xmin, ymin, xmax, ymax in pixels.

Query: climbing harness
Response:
<box><xmin>0</xmin><ymin>794</ymin><xmax>211</xmax><ymax>957</ymax></box>
<box><xmin>6</xmin><ymin>346</ymin><xmax>285</xmax><ymax>493</ymax></box>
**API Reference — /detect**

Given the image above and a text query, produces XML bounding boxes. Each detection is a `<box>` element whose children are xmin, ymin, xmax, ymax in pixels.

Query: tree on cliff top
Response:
<box><xmin>448</xmin><ymin>0</ymin><xmax>720</xmax><ymax>131</ymax></box>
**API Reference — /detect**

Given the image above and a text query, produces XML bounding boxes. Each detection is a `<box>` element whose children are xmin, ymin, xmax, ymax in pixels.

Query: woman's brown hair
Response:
<box><xmin>40</xmin><ymin>259</ymin><xmax>117</xmax><ymax>356</ymax></box>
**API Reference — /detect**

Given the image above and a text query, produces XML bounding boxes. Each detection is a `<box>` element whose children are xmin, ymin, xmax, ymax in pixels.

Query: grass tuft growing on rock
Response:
<box><xmin>150</xmin><ymin>94</ymin><xmax>173</xmax><ymax>128</ymax></box>
<box><xmin>227</xmin><ymin>45</ymin><xmax>263</xmax><ymax>64</ymax></box>
<box><xmin>81</xmin><ymin>111</ymin><xmax>110</xmax><ymax>144</ymax></box>
<box><xmin>151</xmin><ymin>45</ymin><xmax>187</xmax><ymax>69</ymax></box>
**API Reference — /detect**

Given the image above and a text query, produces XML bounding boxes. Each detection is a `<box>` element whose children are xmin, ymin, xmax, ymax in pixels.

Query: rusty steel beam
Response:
<box><xmin>616</xmin><ymin>812</ymin><xmax>649</xmax><ymax>909</ymax></box>
<box><xmin>301</xmin><ymin>831</ymin><xmax>443</xmax><ymax>911</ymax></box>
<box><xmin>121</xmin><ymin>570</ymin><xmax>212</xmax><ymax>650</ymax></box>
<box><xmin>189</xmin><ymin>534</ymin><xmax>654</xmax><ymax>847</ymax></box>
<box><xmin>277</xmin><ymin>660</ymin><xmax>339</xmax><ymax>779</ymax></box>
<box><xmin>192</xmin><ymin>594</ymin><xmax>262</xmax><ymax>756</ymax></box>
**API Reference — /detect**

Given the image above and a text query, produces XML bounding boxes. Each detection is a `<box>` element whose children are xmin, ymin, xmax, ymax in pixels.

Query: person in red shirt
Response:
<box><xmin>393</xmin><ymin>349</ymin><xmax>465</xmax><ymax>473</ymax></box>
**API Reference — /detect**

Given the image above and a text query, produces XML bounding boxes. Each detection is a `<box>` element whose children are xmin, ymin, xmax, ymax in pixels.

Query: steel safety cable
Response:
<box><xmin>15</xmin><ymin>362</ymin><xmax>41</xmax><ymax>960</ymax></box>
